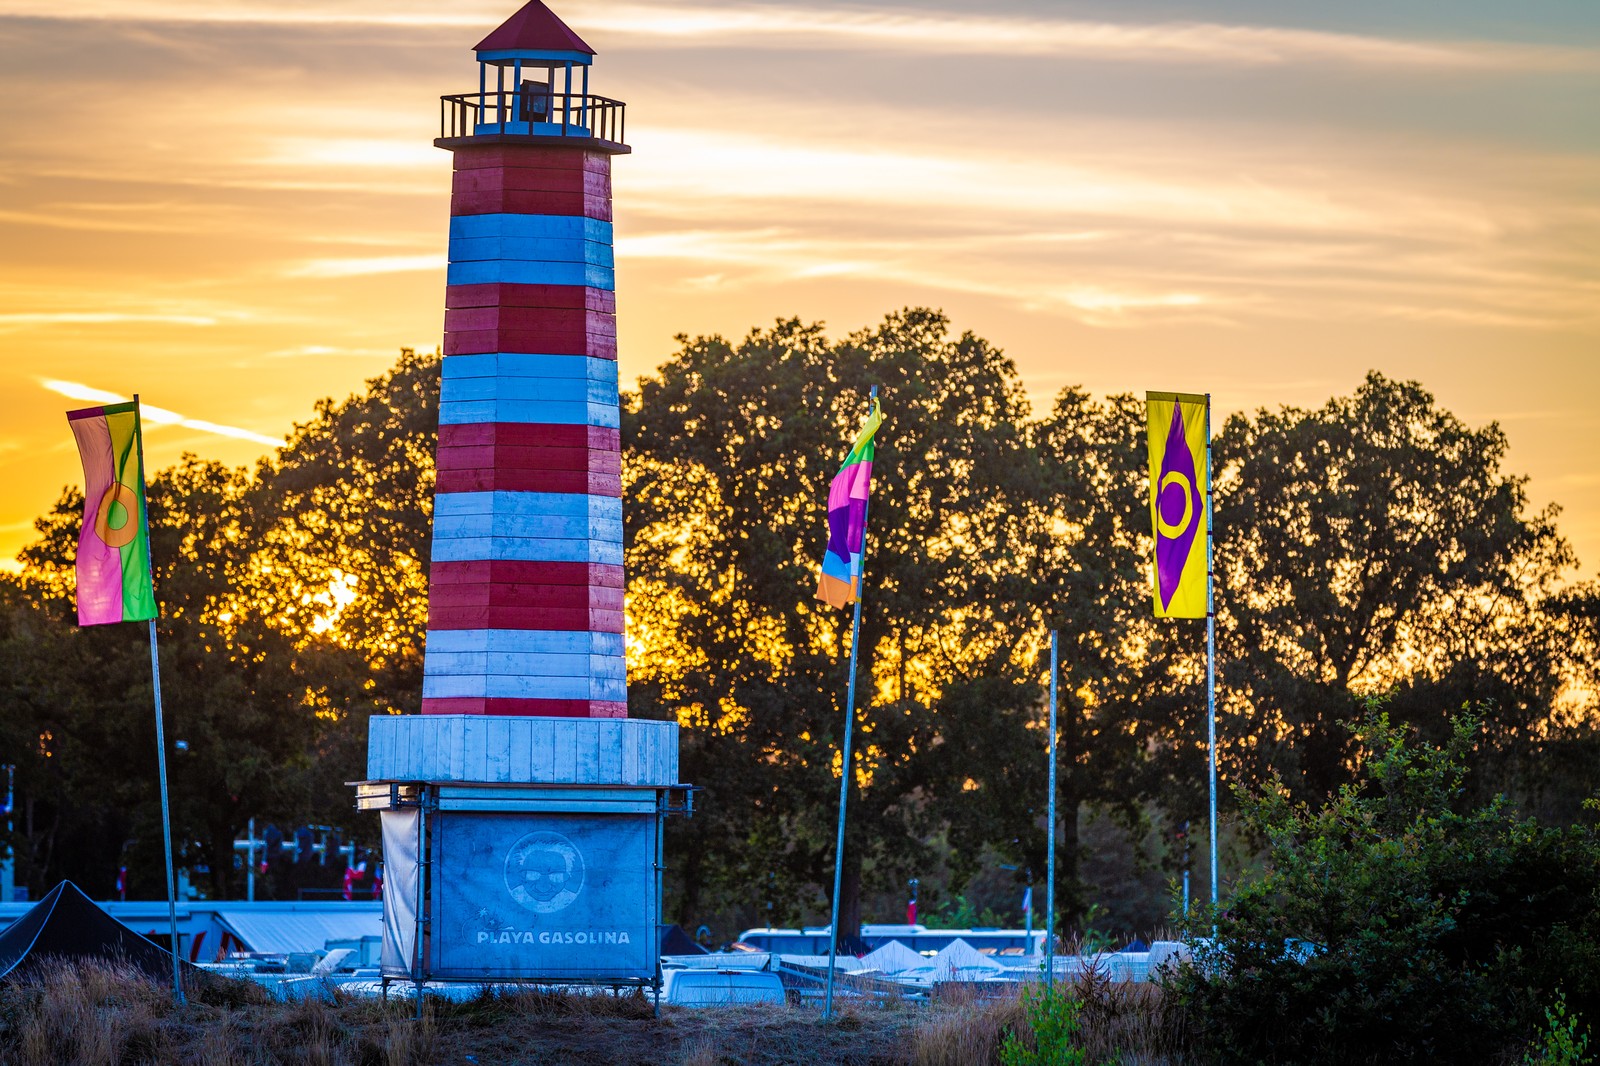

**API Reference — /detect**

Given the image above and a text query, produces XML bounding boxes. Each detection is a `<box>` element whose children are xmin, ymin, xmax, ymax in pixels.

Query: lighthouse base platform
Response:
<box><xmin>356</xmin><ymin>716</ymin><xmax>690</xmax><ymax>987</ymax></box>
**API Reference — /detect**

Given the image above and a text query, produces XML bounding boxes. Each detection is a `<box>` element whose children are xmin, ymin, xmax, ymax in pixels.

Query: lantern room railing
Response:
<box><xmin>439</xmin><ymin>91</ymin><xmax>627</xmax><ymax>148</ymax></box>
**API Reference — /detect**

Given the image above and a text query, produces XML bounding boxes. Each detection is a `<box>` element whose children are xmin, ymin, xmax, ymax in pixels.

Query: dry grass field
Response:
<box><xmin>0</xmin><ymin>960</ymin><xmax>1190</xmax><ymax>1066</ymax></box>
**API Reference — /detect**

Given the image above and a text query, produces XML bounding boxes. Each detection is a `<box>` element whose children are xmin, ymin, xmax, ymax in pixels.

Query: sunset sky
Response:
<box><xmin>1</xmin><ymin>1</ymin><xmax>1596</xmax><ymax>576</ymax></box>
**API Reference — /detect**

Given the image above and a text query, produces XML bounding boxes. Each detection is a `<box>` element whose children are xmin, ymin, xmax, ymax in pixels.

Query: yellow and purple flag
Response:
<box><xmin>67</xmin><ymin>401</ymin><xmax>158</xmax><ymax>626</ymax></box>
<box><xmin>1147</xmin><ymin>391</ymin><xmax>1208</xmax><ymax>618</ymax></box>
<box><xmin>816</xmin><ymin>398</ymin><xmax>884</xmax><ymax>609</ymax></box>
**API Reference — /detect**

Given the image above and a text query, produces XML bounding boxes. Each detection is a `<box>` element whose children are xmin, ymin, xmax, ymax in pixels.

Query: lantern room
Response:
<box><xmin>437</xmin><ymin>0</ymin><xmax>628</xmax><ymax>152</ymax></box>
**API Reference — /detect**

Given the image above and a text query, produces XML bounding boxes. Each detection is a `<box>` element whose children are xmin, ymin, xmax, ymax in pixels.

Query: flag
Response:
<box><xmin>816</xmin><ymin>398</ymin><xmax>884</xmax><ymax>609</ymax></box>
<box><xmin>1021</xmin><ymin>885</ymin><xmax>1033</xmax><ymax>915</ymax></box>
<box><xmin>1146</xmin><ymin>391</ymin><xmax>1208</xmax><ymax>618</ymax></box>
<box><xmin>67</xmin><ymin>401</ymin><xmax>157</xmax><ymax>626</ymax></box>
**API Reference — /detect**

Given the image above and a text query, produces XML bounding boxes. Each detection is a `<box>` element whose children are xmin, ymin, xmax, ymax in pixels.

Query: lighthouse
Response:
<box><xmin>357</xmin><ymin>1</ymin><xmax>688</xmax><ymax>992</ymax></box>
<box><xmin>426</xmin><ymin>1</ymin><xmax>627</xmax><ymax>719</ymax></box>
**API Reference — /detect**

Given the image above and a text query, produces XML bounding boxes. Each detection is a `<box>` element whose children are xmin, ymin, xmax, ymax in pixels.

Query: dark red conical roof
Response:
<box><xmin>476</xmin><ymin>0</ymin><xmax>596</xmax><ymax>55</ymax></box>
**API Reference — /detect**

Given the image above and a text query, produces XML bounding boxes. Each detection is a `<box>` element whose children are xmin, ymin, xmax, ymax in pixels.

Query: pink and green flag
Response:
<box><xmin>1146</xmin><ymin>391</ymin><xmax>1209</xmax><ymax>618</ymax></box>
<box><xmin>67</xmin><ymin>401</ymin><xmax>157</xmax><ymax>626</ymax></box>
<box><xmin>816</xmin><ymin>398</ymin><xmax>884</xmax><ymax>609</ymax></box>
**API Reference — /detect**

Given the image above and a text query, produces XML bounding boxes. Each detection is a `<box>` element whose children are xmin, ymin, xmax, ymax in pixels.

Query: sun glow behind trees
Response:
<box><xmin>620</xmin><ymin>315</ymin><xmax>1600</xmax><ymax>927</ymax></box>
<box><xmin>0</xmin><ymin>324</ymin><xmax>1596</xmax><ymax>926</ymax></box>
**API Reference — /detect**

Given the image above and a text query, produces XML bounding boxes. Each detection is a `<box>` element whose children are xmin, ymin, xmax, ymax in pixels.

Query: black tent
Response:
<box><xmin>658</xmin><ymin>924</ymin><xmax>709</xmax><ymax>956</ymax></box>
<box><xmin>0</xmin><ymin>881</ymin><xmax>178</xmax><ymax>981</ymax></box>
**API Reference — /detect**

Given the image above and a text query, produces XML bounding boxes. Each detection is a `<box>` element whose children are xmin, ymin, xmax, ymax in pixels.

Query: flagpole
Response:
<box><xmin>1024</xmin><ymin>882</ymin><xmax>1032</xmax><ymax>956</ymax></box>
<box><xmin>823</xmin><ymin>385</ymin><xmax>876</xmax><ymax>1022</ymax></box>
<box><xmin>1205</xmin><ymin>394</ymin><xmax>1218</xmax><ymax>910</ymax></box>
<box><xmin>134</xmin><ymin>396</ymin><xmax>185</xmax><ymax>1004</ymax></box>
<box><xmin>1045</xmin><ymin>629</ymin><xmax>1058</xmax><ymax>991</ymax></box>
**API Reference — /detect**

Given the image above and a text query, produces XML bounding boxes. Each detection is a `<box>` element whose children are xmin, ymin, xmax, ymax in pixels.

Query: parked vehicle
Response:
<box><xmin>735</xmin><ymin>924</ymin><xmax>1045</xmax><ymax>956</ymax></box>
<box><xmin>660</xmin><ymin>968</ymin><xmax>785</xmax><ymax>1007</ymax></box>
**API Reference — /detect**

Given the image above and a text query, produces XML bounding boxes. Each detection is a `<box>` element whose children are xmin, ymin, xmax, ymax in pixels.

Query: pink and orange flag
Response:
<box><xmin>816</xmin><ymin>398</ymin><xmax>884</xmax><ymax>609</ymax></box>
<box><xmin>67</xmin><ymin>401</ymin><xmax>158</xmax><ymax>626</ymax></box>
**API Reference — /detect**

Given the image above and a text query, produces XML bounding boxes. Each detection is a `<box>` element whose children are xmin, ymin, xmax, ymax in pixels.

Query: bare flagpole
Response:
<box><xmin>1045</xmin><ymin>629</ymin><xmax>1058</xmax><ymax>990</ymax></box>
<box><xmin>824</xmin><ymin>385</ymin><xmax>877</xmax><ymax>1022</ymax></box>
<box><xmin>1205</xmin><ymin>394</ymin><xmax>1218</xmax><ymax>910</ymax></box>
<box><xmin>134</xmin><ymin>396</ymin><xmax>185</xmax><ymax>1003</ymax></box>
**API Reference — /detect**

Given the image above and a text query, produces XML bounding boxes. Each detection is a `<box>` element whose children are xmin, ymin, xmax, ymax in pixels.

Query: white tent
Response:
<box><xmin>889</xmin><ymin>940</ymin><xmax>1009</xmax><ymax>988</ymax></box>
<box><xmin>930</xmin><ymin>938</ymin><xmax>1005</xmax><ymax>977</ymax></box>
<box><xmin>858</xmin><ymin>940</ymin><xmax>924</xmax><ymax>975</ymax></box>
<box><xmin>921</xmin><ymin>934</ymin><xmax>1004</xmax><ymax>973</ymax></box>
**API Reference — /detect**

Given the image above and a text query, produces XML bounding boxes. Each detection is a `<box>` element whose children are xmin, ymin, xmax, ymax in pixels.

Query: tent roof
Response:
<box><xmin>930</xmin><ymin>938</ymin><xmax>1006</xmax><ymax>973</ymax></box>
<box><xmin>476</xmin><ymin>1</ymin><xmax>596</xmax><ymax>55</ymax></box>
<box><xmin>213</xmin><ymin>907</ymin><xmax>381</xmax><ymax>955</ymax></box>
<box><xmin>858</xmin><ymin>940</ymin><xmax>925</xmax><ymax>974</ymax></box>
<box><xmin>659</xmin><ymin>924</ymin><xmax>710</xmax><ymax>956</ymax></box>
<box><xmin>0</xmin><ymin>881</ymin><xmax>176</xmax><ymax>981</ymax></box>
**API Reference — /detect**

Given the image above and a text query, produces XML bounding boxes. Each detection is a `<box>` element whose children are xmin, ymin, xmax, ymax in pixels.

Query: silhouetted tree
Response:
<box><xmin>1213</xmin><ymin>371</ymin><xmax>1594</xmax><ymax>804</ymax></box>
<box><xmin>625</xmin><ymin>310</ymin><xmax>1042</xmax><ymax>936</ymax></box>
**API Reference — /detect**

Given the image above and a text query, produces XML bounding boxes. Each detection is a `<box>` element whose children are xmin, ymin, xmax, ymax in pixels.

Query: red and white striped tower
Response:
<box><xmin>359</xmin><ymin>3</ymin><xmax>683</xmax><ymax>991</ymax></box>
<box><xmin>422</xmin><ymin>0</ymin><xmax>629</xmax><ymax>720</ymax></box>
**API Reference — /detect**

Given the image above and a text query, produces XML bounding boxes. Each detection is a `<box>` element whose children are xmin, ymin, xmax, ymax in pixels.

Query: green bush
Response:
<box><xmin>1000</xmin><ymin>981</ymin><xmax>1098</xmax><ymax>1066</ymax></box>
<box><xmin>1171</xmin><ymin>707</ymin><xmax>1600</xmax><ymax>1065</ymax></box>
<box><xmin>1525</xmin><ymin>991</ymin><xmax>1592</xmax><ymax>1066</ymax></box>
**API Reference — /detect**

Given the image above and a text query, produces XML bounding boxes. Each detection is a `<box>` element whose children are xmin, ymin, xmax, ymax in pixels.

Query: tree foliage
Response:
<box><xmin>624</xmin><ymin>311</ymin><xmax>1043</xmax><ymax>928</ymax></box>
<box><xmin>1214</xmin><ymin>372</ymin><xmax>1597</xmax><ymax>804</ymax></box>
<box><xmin>1</xmin><ymin>351</ymin><xmax>437</xmax><ymax>898</ymax></box>
<box><xmin>1</xmin><ymin>329</ymin><xmax>1593</xmax><ymax>938</ymax></box>
<box><xmin>1175</xmin><ymin>707</ymin><xmax>1600</xmax><ymax>1065</ymax></box>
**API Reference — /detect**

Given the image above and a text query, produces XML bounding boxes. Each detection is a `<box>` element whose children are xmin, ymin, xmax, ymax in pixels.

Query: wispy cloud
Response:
<box><xmin>39</xmin><ymin>379</ymin><xmax>280</xmax><ymax>447</ymax></box>
<box><xmin>265</xmin><ymin>344</ymin><xmax>373</xmax><ymax>358</ymax></box>
<box><xmin>252</xmin><ymin>138</ymin><xmax>442</xmax><ymax>169</ymax></box>
<box><xmin>0</xmin><ymin>286</ymin><xmax>261</xmax><ymax>333</ymax></box>
<box><xmin>0</xmin><ymin>311</ymin><xmax>218</xmax><ymax>326</ymax></box>
<box><xmin>619</xmin><ymin>226</ymin><xmax>1217</xmax><ymax>326</ymax></box>
<box><xmin>626</xmin><ymin>126</ymin><xmax>1505</xmax><ymax>242</ymax></box>
<box><xmin>283</xmin><ymin>254</ymin><xmax>446</xmax><ymax>279</ymax></box>
<box><xmin>613</xmin><ymin>112</ymin><xmax>1600</xmax><ymax>329</ymax></box>
<box><xmin>3</xmin><ymin>0</ymin><xmax>1592</xmax><ymax>70</ymax></box>
<box><xmin>583</xmin><ymin>3</ymin><xmax>1600</xmax><ymax>70</ymax></box>
<box><xmin>0</xmin><ymin>0</ymin><xmax>491</xmax><ymax>27</ymax></box>
<box><xmin>264</xmin><ymin>343</ymin><xmax>434</xmax><ymax>358</ymax></box>
<box><xmin>26</xmin><ymin>169</ymin><xmax>442</xmax><ymax>198</ymax></box>
<box><xmin>0</xmin><ymin>206</ymin><xmax>224</xmax><ymax>236</ymax></box>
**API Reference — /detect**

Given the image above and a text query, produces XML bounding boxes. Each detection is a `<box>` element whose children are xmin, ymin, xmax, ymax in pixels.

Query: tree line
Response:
<box><xmin>1</xmin><ymin>311</ymin><xmax>1596</xmax><ymax>937</ymax></box>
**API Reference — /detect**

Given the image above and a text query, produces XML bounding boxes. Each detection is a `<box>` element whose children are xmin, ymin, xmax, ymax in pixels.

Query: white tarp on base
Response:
<box><xmin>380</xmin><ymin>809</ymin><xmax>420</xmax><ymax>978</ymax></box>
